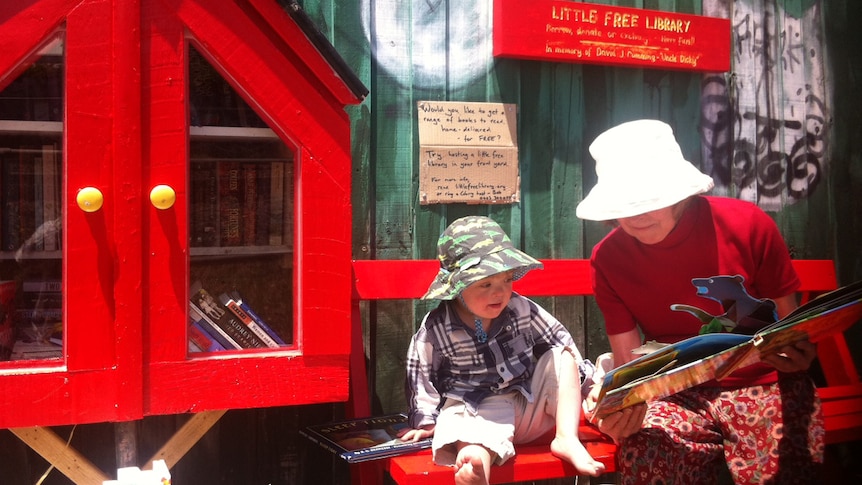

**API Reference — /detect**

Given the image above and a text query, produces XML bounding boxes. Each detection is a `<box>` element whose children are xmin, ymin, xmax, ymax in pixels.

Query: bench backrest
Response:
<box><xmin>352</xmin><ymin>259</ymin><xmax>593</xmax><ymax>300</ymax></box>
<box><xmin>353</xmin><ymin>259</ymin><xmax>834</xmax><ymax>300</ymax></box>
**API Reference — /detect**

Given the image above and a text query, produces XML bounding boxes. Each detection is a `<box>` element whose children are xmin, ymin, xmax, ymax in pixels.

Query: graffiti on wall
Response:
<box><xmin>700</xmin><ymin>0</ymin><xmax>830</xmax><ymax>210</ymax></box>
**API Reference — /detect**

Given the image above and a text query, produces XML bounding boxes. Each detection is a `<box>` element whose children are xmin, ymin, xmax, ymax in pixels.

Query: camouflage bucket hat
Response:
<box><xmin>422</xmin><ymin>216</ymin><xmax>543</xmax><ymax>300</ymax></box>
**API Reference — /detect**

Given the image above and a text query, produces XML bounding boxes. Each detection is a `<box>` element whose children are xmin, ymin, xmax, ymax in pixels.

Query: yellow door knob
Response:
<box><xmin>76</xmin><ymin>187</ymin><xmax>104</xmax><ymax>212</ymax></box>
<box><xmin>150</xmin><ymin>184</ymin><xmax>176</xmax><ymax>210</ymax></box>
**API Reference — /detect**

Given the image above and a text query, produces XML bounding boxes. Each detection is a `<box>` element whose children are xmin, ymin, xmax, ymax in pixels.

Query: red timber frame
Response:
<box><xmin>0</xmin><ymin>1</ymin><xmax>364</xmax><ymax>480</ymax></box>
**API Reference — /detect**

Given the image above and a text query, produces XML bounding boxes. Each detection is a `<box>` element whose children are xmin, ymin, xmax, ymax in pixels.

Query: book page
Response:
<box><xmin>592</xmin><ymin>279</ymin><xmax>862</xmax><ymax>422</ymax></box>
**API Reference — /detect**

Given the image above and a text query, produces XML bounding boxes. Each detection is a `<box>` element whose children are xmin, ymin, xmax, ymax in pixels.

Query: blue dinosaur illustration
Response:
<box><xmin>671</xmin><ymin>275</ymin><xmax>777</xmax><ymax>335</ymax></box>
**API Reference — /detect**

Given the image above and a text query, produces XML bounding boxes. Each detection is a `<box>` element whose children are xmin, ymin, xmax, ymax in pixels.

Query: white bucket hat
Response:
<box><xmin>575</xmin><ymin>119</ymin><xmax>714</xmax><ymax>221</ymax></box>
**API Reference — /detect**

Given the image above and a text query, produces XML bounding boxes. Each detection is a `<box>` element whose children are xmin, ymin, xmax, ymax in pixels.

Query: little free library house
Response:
<box><xmin>1</xmin><ymin>0</ymin><xmax>861</xmax><ymax>483</ymax></box>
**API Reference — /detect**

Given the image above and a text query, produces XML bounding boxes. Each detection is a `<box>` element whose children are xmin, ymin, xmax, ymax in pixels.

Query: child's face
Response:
<box><xmin>460</xmin><ymin>270</ymin><xmax>515</xmax><ymax>320</ymax></box>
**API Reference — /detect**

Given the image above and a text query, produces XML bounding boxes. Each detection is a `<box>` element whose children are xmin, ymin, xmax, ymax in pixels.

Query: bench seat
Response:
<box><xmin>350</xmin><ymin>259</ymin><xmax>860</xmax><ymax>484</ymax></box>
<box><xmin>387</xmin><ymin>440</ymin><xmax>617</xmax><ymax>485</ymax></box>
<box><xmin>820</xmin><ymin>383</ymin><xmax>862</xmax><ymax>444</ymax></box>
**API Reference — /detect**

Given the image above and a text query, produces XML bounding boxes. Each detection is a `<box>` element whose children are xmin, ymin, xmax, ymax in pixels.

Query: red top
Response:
<box><xmin>590</xmin><ymin>196</ymin><xmax>800</xmax><ymax>385</ymax></box>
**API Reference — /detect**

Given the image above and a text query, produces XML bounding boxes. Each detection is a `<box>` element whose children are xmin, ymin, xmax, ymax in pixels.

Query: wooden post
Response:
<box><xmin>114</xmin><ymin>420</ymin><xmax>139</xmax><ymax>469</ymax></box>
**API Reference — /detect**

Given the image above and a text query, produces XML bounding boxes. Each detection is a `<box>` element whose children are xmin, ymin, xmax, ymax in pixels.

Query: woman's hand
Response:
<box><xmin>596</xmin><ymin>403</ymin><xmax>646</xmax><ymax>444</ymax></box>
<box><xmin>584</xmin><ymin>382</ymin><xmax>602</xmax><ymax>415</ymax></box>
<box><xmin>761</xmin><ymin>339</ymin><xmax>817</xmax><ymax>373</ymax></box>
<box><xmin>398</xmin><ymin>424</ymin><xmax>435</xmax><ymax>442</ymax></box>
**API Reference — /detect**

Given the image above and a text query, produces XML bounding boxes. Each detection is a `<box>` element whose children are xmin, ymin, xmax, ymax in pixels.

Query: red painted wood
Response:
<box><xmin>0</xmin><ymin>0</ymin><xmax>141</xmax><ymax>428</ymax></box>
<box><xmin>793</xmin><ymin>260</ymin><xmax>860</xmax><ymax>386</ymax></box>
<box><xmin>112</xmin><ymin>0</ymin><xmax>146</xmax><ymax>422</ymax></box>
<box><xmin>141</xmin><ymin>0</ymin><xmax>189</xmax><ymax>369</ymax></box>
<box><xmin>165</xmin><ymin>0</ymin><xmax>353</xmax><ymax>173</ymax></box>
<box><xmin>141</xmin><ymin>0</ymin><xmax>356</xmax><ymax>415</ymax></box>
<box><xmin>794</xmin><ymin>259</ymin><xmax>838</xmax><ymax>296</ymax></box>
<box><xmin>0</xmin><ymin>370</ymin><xmax>131</xmax><ymax>428</ymax></box>
<box><xmin>146</xmin><ymin>355</ymin><xmax>350</xmax><ymax>414</ymax></box>
<box><xmin>352</xmin><ymin>259</ymin><xmax>592</xmax><ymax>299</ymax></box>
<box><xmin>1</xmin><ymin>0</ymin><xmax>362</xmax><ymax>427</ymax></box>
<box><xmin>65</xmin><ymin>0</ymin><xmax>119</xmax><ymax>371</ymax></box>
<box><xmin>246</xmin><ymin>0</ymin><xmax>361</xmax><ymax>107</ymax></box>
<box><xmin>0</xmin><ymin>0</ymin><xmax>77</xmax><ymax>90</ymax></box>
<box><xmin>297</xmin><ymin>148</ymin><xmax>352</xmax><ymax>358</ymax></box>
<box><xmin>493</xmin><ymin>0</ymin><xmax>731</xmax><ymax>72</ymax></box>
<box><xmin>388</xmin><ymin>442</ymin><xmax>617</xmax><ymax>484</ymax></box>
<box><xmin>353</xmin><ymin>260</ymin><xmax>439</xmax><ymax>299</ymax></box>
<box><xmin>819</xmin><ymin>384</ymin><xmax>862</xmax><ymax>444</ymax></box>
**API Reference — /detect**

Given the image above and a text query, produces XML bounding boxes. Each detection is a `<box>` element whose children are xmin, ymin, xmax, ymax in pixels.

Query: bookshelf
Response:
<box><xmin>0</xmin><ymin>0</ymin><xmax>365</xmax><ymax>432</ymax></box>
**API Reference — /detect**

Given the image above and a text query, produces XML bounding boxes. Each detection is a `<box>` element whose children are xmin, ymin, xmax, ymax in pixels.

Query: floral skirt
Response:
<box><xmin>617</xmin><ymin>372</ymin><xmax>824</xmax><ymax>485</ymax></box>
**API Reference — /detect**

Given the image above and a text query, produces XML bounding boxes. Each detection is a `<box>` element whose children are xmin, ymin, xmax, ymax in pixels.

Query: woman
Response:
<box><xmin>577</xmin><ymin>119</ymin><xmax>822</xmax><ymax>484</ymax></box>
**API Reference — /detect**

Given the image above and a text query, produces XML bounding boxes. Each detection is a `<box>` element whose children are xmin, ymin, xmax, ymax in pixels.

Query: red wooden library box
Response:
<box><xmin>0</xmin><ymin>0</ymin><xmax>366</xmax><ymax>430</ymax></box>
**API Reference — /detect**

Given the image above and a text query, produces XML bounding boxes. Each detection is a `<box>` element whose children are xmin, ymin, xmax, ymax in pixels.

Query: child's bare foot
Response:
<box><xmin>454</xmin><ymin>450</ymin><xmax>490</xmax><ymax>485</ymax></box>
<box><xmin>550</xmin><ymin>436</ymin><xmax>606</xmax><ymax>477</ymax></box>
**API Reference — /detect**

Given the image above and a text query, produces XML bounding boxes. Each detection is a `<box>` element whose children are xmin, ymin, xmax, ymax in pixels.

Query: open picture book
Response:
<box><xmin>590</xmin><ymin>278</ymin><xmax>862</xmax><ymax>422</ymax></box>
<box><xmin>300</xmin><ymin>413</ymin><xmax>432</xmax><ymax>463</ymax></box>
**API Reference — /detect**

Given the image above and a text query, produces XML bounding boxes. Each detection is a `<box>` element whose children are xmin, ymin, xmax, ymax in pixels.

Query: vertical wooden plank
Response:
<box><xmin>771</xmin><ymin>0</ymin><xmax>832</xmax><ymax>261</ymax></box>
<box><xmin>113</xmin><ymin>0</ymin><xmax>145</xmax><ymax>424</ymax></box>
<box><xmin>114</xmin><ymin>421</ymin><xmax>139</xmax><ymax>468</ymax></box>
<box><xmin>823</xmin><ymin>0</ymin><xmax>862</xmax><ymax>284</ymax></box>
<box><xmin>822</xmin><ymin>0</ymin><xmax>862</xmax><ymax>378</ymax></box>
<box><xmin>549</xmin><ymin>64</ymin><xmax>591</xmax><ymax>351</ymax></box>
<box><xmin>368</xmin><ymin>0</ymin><xmax>420</xmax><ymax>414</ymax></box>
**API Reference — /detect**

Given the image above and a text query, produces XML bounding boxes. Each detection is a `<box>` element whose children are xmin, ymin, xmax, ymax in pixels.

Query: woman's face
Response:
<box><xmin>617</xmin><ymin>201</ymin><xmax>687</xmax><ymax>245</ymax></box>
<box><xmin>459</xmin><ymin>270</ymin><xmax>515</xmax><ymax>321</ymax></box>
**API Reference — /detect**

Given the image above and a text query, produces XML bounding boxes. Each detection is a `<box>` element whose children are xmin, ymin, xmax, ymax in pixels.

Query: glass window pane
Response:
<box><xmin>187</xmin><ymin>45</ymin><xmax>294</xmax><ymax>354</ymax></box>
<box><xmin>0</xmin><ymin>38</ymin><xmax>64</xmax><ymax>362</ymax></box>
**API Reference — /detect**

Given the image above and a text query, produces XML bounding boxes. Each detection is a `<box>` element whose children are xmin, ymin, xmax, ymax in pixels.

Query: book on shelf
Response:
<box><xmin>1</xmin><ymin>151</ymin><xmax>21</xmax><ymax>251</ymax></box>
<box><xmin>14</xmin><ymin>308</ymin><xmax>63</xmax><ymax>323</ymax></box>
<box><xmin>188</xmin><ymin>318</ymin><xmax>228</xmax><ymax>352</ymax></box>
<box><xmin>17</xmin><ymin>146</ymin><xmax>37</xmax><ymax>252</ymax></box>
<box><xmin>283</xmin><ymin>161</ymin><xmax>294</xmax><ymax>250</ymax></box>
<box><xmin>33</xmin><ymin>154</ymin><xmax>43</xmax><ymax>251</ymax></box>
<box><xmin>188</xmin><ymin>304</ymin><xmax>241</xmax><ymax>350</ymax></box>
<box><xmin>12</xmin><ymin>277</ymin><xmax>63</xmax><ymax>352</ymax></box>
<box><xmin>189</xmin><ymin>281</ymin><xmax>267</xmax><ymax>349</ymax></box>
<box><xmin>22</xmin><ymin>280</ymin><xmax>62</xmax><ymax>292</ymax></box>
<box><xmin>228</xmin><ymin>290</ymin><xmax>286</xmax><ymax>345</ymax></box>
<box><xmin>189</xmin><ymin>160</ymin><xmax>206</xmax><ymax>247</ymax></box>
<box><xmin>218</xmin><ymin>161</ymin><xmax>243</xmax><ymax>246</ymax></box>
<box><xmin>10</xmin><ymin>338</ymin><xmax>62</xmax><ymax>361</ymax></box>
<box><xmin>0</xmin><ymin>280</ymin><xmax>17</xmax><ymax>361</ymax></box>
<box><xmin>254</xmin><ymin>161</ymin><xmax>271</xmax><ymax>246</ymax></box>
<box><xmin>590</xmin><ymin>278</ymin><xmax>862</xmax><ymax>422</ymax></box>
<box><xmin>241</xmin><ymin>162</ymin><xmax>257</xmax><ymax>245</ymax></box>
<box><xmin>18</xmin><ymin>290</ymin><xmax>62</xmax><ymax>308</ymax></box>
<box><xmin>41</xmin><ymin>143</ymin><xmax>60</xmax><ymax>251</ymax></box>
<box><xmin>300</xmin><ymin>413</ymin><xmax>432</xmax><ymax>463</ymax></box>
<box><xmin>268</xmin><ymin>161</ymin><xmax>284</xmax><ymax>246</ymax></box>
<box><xmin>190</xmin><ymin>160</ymin><xmax>219</xmax><ymax>247</ymax></box>
<box><xmin>218</xmin><ymin>292</ymin><xmax>282</xmax><ymax>348</ymax></box>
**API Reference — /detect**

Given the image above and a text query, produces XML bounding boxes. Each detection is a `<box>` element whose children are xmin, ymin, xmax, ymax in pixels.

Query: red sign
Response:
<box><xmin>493</xmin><ymin>0</ymin><xmax>731</xmax><ymax>72</ymax></box>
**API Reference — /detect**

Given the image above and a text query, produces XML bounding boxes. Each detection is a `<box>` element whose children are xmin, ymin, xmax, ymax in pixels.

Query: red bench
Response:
<box><xmin>348</xmin><ymin>259</ymin><xmax>859</xmax><ymax>484</ymax></box>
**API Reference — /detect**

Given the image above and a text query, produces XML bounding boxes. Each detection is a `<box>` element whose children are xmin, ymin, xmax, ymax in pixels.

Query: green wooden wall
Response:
<box><xmin>298</xmin><ymin>0</ymin><xmax>862</xmax><ymax>418</ymax></box>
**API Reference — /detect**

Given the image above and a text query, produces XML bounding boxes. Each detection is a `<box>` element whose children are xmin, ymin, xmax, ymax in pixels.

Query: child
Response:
<box><xmin>400</xmin><ymin>216</ymin><xmax>605</xmax><ymax>485</ymax></box>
